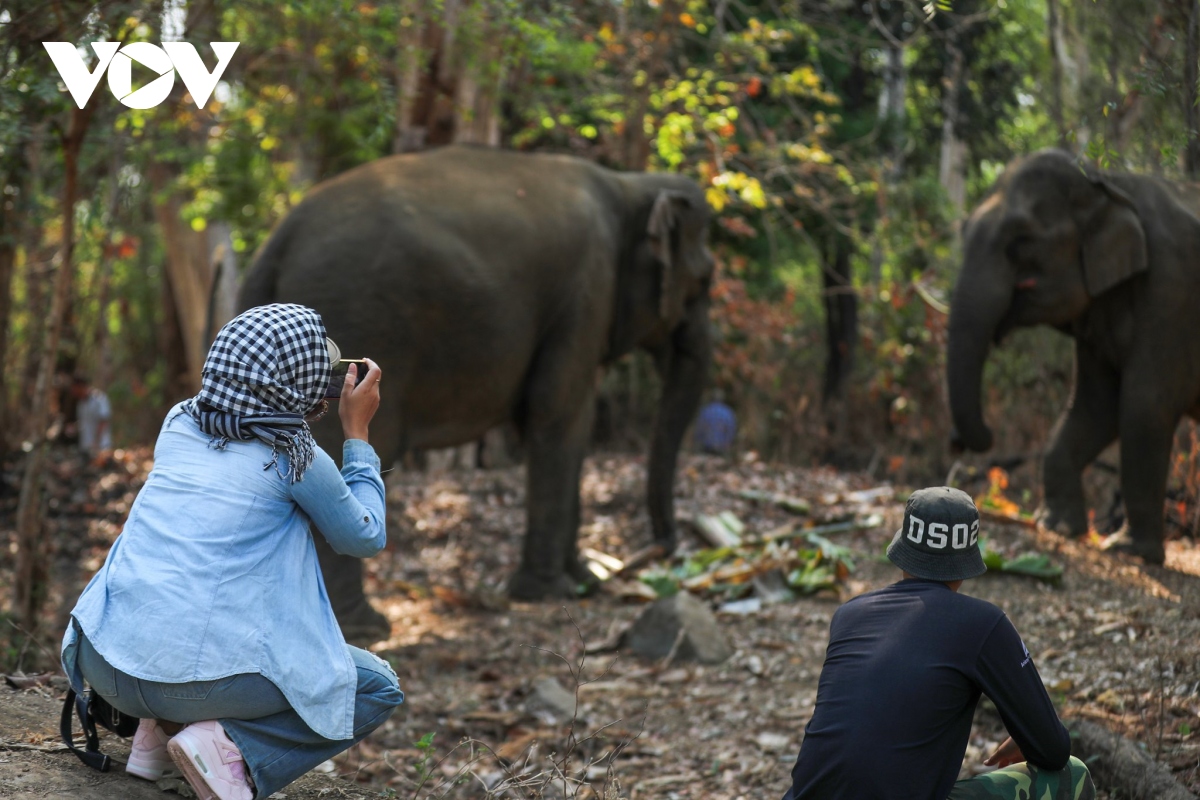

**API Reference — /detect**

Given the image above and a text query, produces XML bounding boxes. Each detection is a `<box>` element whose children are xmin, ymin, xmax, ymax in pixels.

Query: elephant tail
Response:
<box><xmin>236</xmin><ymin>229</ymin><xmax>287</xmax><ymax>312</ymax></box>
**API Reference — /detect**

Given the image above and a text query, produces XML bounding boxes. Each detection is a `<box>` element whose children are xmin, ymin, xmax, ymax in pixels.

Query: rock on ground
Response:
<box><xmin>623</xmin><ymin>592</ymin><xmax>733</xmax><ymax>664</ymax></box>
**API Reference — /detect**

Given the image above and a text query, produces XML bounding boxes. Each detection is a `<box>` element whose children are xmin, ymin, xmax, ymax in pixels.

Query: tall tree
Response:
<box><xmin>1185</xmin><ymin>0</ymin><xmax>1200</xmax><ymax>177</ymax></box>
<box><xmin>14</xmin><ymin>100</ymin><xmax>96</xmax><ymax>630</ymax></box>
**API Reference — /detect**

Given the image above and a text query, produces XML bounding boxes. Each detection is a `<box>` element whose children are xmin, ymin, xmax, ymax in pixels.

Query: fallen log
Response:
<box><xmin>1067</xmin><ymin>718</ymin><xmax>1197</xmax><ymax>800</ymax></box>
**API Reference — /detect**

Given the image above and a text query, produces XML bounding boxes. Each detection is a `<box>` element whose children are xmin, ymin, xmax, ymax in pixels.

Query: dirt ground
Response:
<box><xmin>2</xmin><ymin>448</ymin><xmax>1199</xmax><ymax>799</ymax></box>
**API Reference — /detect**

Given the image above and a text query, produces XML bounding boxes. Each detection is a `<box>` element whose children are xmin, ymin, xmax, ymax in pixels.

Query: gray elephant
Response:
<box><xmin>948</xmin><ymin>149</ymin><xmax>1200</xmax><ymax>565</ymax></box>
<box><xmin>238</xmin><ymin>145</ymin><xmax>713</xmax><ymax>639</ymax></box>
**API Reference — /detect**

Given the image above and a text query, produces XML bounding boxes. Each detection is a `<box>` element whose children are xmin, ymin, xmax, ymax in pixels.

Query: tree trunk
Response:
<box><xmin>204</xmin><ymin>221</ymin><xmax>238</xmax><ymax>345</ymax></box>
<box><xmin>0</xmin><ymin>119</ymin><xmax>44</xmax><ymax>453</ymax></box>
<box><xmin>142</xmin><ymin>0</ymin><xmax>237</xmax><ymax>387</ymax></box>
<box><xmin>0</xmin><ymin>231</ymin><xmax>15</xmax><ymax>454</ymax></box>
<box><xmin>13</xmin><ymin>103</ymin><xmax>94</xmax><ymax>631</ymax></box>
<box><xmin>451</xmin><ymin>4</ymin><xmax>504</xmax><ymax>151</ymax></box>
<box><xmin>0</xmin><ymin>143</ymin><xmax>27</xmax><ymax>454</ymax></box>
<box><xmin>160</xmin><ymin>265</ymin><xmax>194</xmax><ymax>404</ymax></box>
<box><xmin>879</xmin><ymin>43</ymin><xmax>906</xmax><ymax>180</ymax></box>
<box><xmin>149</xmin><ymin>163</ymin><xmax>218</xmax><ymax>393</ymax></box>
<box><xmin>1111</xmin><ymin>14</ymin><xmax>1173</xmax><ymax>158</ymax></box>
<box><xmin>1185</xmin><ymin>0</ymin><xmax>1200</xmax><ymax>178</ymax></box>
<box><xmin>393</xmin><ymin>1</ymin><xmax>428</xmax><ymax>153</ymax></box>
<box><xmin>938</xmin><ymin>37</ymin><xmax>967</xmax><ymax>217</ymax></box>
<box><xmin>90</xmin><ymin>145</ymin><xmax>124</xmax><ymax>389</ymax></box>
<box><xmin>1065</xmin><ymin>0</ymin><xmax>1090</xmax><ymax>149</ymax></box>
<box><xmin>453</xmin><ymin>38</ymin><xmax>503</xmax><ymax>146</ymax></box>
<box><xmin>620</xmin><ymin>0</ymin><xmax>678</xmax><ymax>170</ymax></box>
<box><xmin>822</xmin><ymin>237</ymin><xmax>857</xmax><ymax>404</ymax></box>
<box><xmin>1046</xmin><ymin>0</ymin><xmax>1069</xmax><ymax>148</ymax></box>
<box><xmin>13</xmin><ymin>126</ymin><xmax>47</xmax><ymax>444</ymax></box>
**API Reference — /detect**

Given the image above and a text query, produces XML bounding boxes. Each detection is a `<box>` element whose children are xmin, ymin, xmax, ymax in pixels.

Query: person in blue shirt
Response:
<box><xmin>694</xmin><ymin>390</ymin><xmax>736</xmax><ymax>455</ymax></box>
<box><xmin>781</xmin><ymin>487</ymin><xmax>1095</xmax><ymax>800</ymax></box>
<box><xmin>61</xmin><ymin>304</ymin><xmax>403</xmax><ymax>800</ymax></box>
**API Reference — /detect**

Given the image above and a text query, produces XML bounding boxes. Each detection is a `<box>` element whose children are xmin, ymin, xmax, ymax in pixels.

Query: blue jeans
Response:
<box><xmin>77</xmin><ymin>633</ymin><xmax>403</xmax><ymax>798</ymax></box>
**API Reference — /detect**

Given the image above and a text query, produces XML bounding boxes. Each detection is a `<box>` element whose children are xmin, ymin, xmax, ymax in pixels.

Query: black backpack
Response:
<box><xmin>60</xmin><ymin>686</ymin><xmax>140</xmax><ymax>771</ymax></box>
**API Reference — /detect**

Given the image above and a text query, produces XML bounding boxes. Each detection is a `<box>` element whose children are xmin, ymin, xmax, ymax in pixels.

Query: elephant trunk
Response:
<box><xmin>648</xmin><ymin>301</ymin><xmax>711</xmax><ymax>553</ymax></box>
<box><xmin>946</xmin><ymin>263</ymin><xmax>1012</xmax><ymax>453</ymax></box>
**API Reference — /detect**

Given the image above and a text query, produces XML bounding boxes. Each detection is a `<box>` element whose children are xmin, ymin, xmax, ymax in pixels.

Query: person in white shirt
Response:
<box><xmin>71</xmin><ymin>374</ymin><xmax>112</xmax><ymax>454</ymax></box>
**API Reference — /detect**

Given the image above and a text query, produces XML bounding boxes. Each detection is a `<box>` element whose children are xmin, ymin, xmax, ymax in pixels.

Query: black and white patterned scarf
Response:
<box><xmin>183</xmin><ymin>303</ymin><xmax>331</xmax><ymax>483</ymax></box>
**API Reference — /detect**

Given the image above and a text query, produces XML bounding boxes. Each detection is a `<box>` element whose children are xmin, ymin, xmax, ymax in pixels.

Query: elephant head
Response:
<box><xmin>947</xmin><ymin>150</ymin><xmax>1148</xmax><ymax>451</ymax></box>
<box><xmin>612</xmin><ymin>176</ymin><xmax>715</xmax><ymax>550</ymax></box>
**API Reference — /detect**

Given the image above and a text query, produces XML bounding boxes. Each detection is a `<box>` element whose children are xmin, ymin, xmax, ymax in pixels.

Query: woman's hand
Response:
<box><xmin>983</xmin><ymin>736</ymin><xmax>1024</xmax><ymax>769</ymax></box>
<box><xmin>338</xmin><ymin>358</ymin><xmax>381</xmax><ymax>442</ymax></box>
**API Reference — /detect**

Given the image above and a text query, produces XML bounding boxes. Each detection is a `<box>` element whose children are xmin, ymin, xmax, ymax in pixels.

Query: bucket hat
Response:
<box><xmin>886</xmin><ymin>486</ymin><xmax>987</xmax><ymax>581</ymax></box>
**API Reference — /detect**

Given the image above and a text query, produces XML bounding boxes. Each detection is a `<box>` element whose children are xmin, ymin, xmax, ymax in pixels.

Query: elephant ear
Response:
<box><xmin>1080</xmin><ymin>178</ymin><xmax>1148</xmax><ymax>297</ymax></box>
<box><xmin>647</xmin><ymin>190</ymin><xmax>692</xmax><ymax>318</ymax></box>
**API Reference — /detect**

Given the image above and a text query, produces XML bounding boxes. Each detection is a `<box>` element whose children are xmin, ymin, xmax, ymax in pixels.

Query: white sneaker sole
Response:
<box><xmin>168</xmin><ymin>736</ymin><xmax>225</xmax><ymax>800</ymax></box>
<box><xmin>126</xmin><ymin>756</ymin><xmax>181</xmax><ymax>781</ymax></box>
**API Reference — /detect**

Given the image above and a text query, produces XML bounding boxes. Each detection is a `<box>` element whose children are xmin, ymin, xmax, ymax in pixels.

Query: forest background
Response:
<box><xmin>4</xmin><ymin>0</ymin><xmax>1200</xmax><ymax>626</ymax></box>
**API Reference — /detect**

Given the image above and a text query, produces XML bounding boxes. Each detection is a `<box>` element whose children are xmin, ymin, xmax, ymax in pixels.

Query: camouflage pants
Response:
<box><xmin>947</xmin><ymin>756</ymin><xmax>1095</xmax><ymax>800</ymax></box>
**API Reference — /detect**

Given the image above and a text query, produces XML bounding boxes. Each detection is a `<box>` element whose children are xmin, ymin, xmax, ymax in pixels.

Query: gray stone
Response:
<box><xmin>527</xmin><ymin>676</ymin><xmax>578</xmax><ymax>722</ymax></box>
<box><xmin>623</xmin><ymin>592</ymin><xmax>733</xmax><ymax>664</ymax></box>
<box><xmin>752</xmin><ymin>569</ymin><xmax>796</xmax><ymax>605</ymax></box>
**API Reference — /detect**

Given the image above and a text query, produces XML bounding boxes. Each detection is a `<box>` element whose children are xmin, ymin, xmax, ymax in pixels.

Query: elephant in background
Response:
<box><xmin>948</xmin><ymin>149</ymin><xmax>1200</xmax><ymax>565</ymax></box>
<box><xmin>239</xmin><ymin>145</ymin><xmax>713</xmax><ymax>640</ymax></box>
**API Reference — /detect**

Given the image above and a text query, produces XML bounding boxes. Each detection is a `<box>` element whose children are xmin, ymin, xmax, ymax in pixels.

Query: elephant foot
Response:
<box><xmin>1036</xmin><ymin>504</ymin><xmax>1087</xmax><ymax>538</ymax></box>
<box><xmin>652</xmin><ymin>531</ymin><xmax>679</xmax><ymax>557</ymax></box>
<box><xmin>335</xmin><ymin>602</ymin><xmax>392</xmax><ymax>647</ymax></box>
<box><xmin>506</xmin><ymin>568</ymin><xmax>584</xmax><ymax>601</ymax></box>
<box><xmin>565</xmin><ymin>557</ymin><xmax>603</xmax><ymax>597</ymax></box>
<box><xmin>1099</xmin><ymin>530</ymin><xmax>1166</xmax><ymax>565</ymax></box>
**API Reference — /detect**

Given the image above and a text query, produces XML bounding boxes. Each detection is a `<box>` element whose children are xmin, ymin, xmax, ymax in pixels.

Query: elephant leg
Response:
<box><xmin>1110</xmin><ymin>403</ymin><xmax>1173</xmax><ymax>565</ymax></box>
<box><xmin>560</xmin><ymin>432</ymin><xmax>602</xmax><ymax>593</ymax></box>
<box><xmin>313</xmin><ymin>535</ymin><xmax>390</xmax><ymax>645</ymax></box>
<box><xmin>310</xmin><ymin>408</ymin><xmax>403</xmax><ymax>645</ymax></box>
<box><xmin>507</xmin><ymin>343</ymin><xmax>600</xmax><ymax>600</ymax></box>
<box><xmin>1040</xmin><ymin>344</ymin><xmax>1119</xmax><ymax>536</ymax></box>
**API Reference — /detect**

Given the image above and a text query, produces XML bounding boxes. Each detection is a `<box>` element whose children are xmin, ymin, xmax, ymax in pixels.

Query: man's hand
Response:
<box><xmin>338</xmin><ymin>359</ymin><xmax>381</xmax><ymax>443</ymax></box>
<box><xmin>983</xmin><ymin>736</ymin><xmax>1024</xmax><ymax>769</ymax></box>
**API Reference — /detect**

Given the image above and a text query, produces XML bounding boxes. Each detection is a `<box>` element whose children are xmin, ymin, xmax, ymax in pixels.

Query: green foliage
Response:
<box><xmin>786</xmin><ymin>561</ymin><xmax>840</xmax><ymax>594</ymax></box>
<box><xmin>411</xmin><ymin>731</ymin><xmax>438</xmax><ymax>787</ymax></box>
<box><xmin>979</xmin><ymin>538</ymin><xmax>1064</xmax><ymax>585</ymax></box>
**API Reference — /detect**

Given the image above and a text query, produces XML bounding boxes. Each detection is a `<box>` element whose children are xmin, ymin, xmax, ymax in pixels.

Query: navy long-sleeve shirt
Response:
<box><xmin>782</xmin><ymin>579</ymin><xmax>1069</xmax><ymax>800</ymax></box>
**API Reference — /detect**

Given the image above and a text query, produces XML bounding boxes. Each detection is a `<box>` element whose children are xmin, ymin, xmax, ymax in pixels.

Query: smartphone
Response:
<box><xmin>326</xmin><ymin>359</ymin><xmax>370</xmax><ymax>398</ymax></box>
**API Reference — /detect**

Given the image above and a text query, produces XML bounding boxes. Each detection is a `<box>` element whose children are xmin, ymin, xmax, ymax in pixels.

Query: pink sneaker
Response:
<box><xmin>127</xmin><ymin>718</ymin><xmax>180</xmax><ymax>780</ymax></box>
<box><xmin>167</xmin><ymin>721</ymin><xmax>254</xmax><ymax>800</ymax></box>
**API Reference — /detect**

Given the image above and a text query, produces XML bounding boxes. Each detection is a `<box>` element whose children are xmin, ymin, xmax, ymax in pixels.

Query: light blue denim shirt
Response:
<box><xmin>61</xmin><ymin>402</ymin><xmax>386</xmax><ymax>740</ymax></box>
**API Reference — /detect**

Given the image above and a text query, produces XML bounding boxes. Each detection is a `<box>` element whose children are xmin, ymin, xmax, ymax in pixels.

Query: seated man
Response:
<box><xmin>781</xmin><ymin>486</ymin><xmax>1094</xmax><ymax>800</ymax></box>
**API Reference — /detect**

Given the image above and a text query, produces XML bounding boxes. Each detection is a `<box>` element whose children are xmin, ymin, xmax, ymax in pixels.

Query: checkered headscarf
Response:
<box><xmin>183</xmin><ymin>303</ymin><xmax>331</xmax><ymax>483</ymax></box>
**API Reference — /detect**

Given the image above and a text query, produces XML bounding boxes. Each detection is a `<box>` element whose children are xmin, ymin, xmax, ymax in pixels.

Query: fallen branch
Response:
<box><xmin>764</xmin><ymin>514</ymin><xmax>884</xmax><ymax>543</ymax></box>
<box><xmin>737</xmin><ymin>490</ymin><xmax>811</xmax><ymax>515</ymax></box>
<box><xmin>1067</xmin><ymin>718</ymin><xmax>1197</xmax><ymax>800</ymax></box>
<box><xmin>614</xmin><ymin>544</ymin><xmax>666</xmax><ymax>577</ymax></box>
<box><xmin>0</xmin><ymin>740</ymin><xmax>70</xmax><ymax>753</ymax></box>
<box><xmin>978</xmin><ymin>509</ymin><xmax>1039</xmax><ymax>529</ymax></box>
